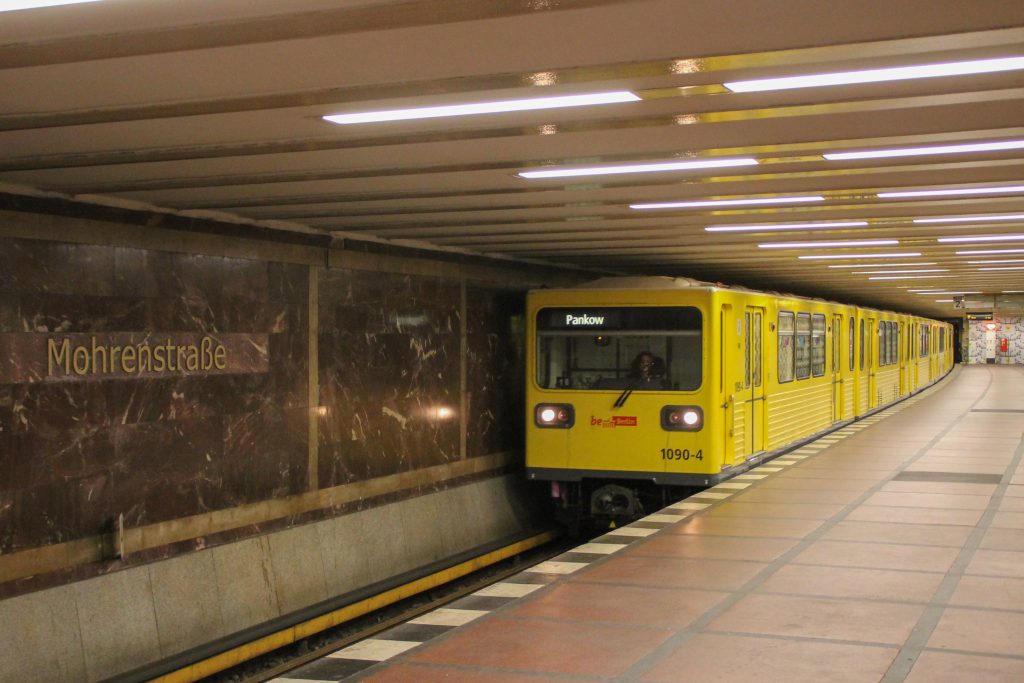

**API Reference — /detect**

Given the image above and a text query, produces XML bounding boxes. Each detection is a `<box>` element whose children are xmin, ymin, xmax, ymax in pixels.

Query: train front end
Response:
<box><xmin>525</xmin><ymin>286</ymin><xmax>719</xmax><ymax>525</ymax></box>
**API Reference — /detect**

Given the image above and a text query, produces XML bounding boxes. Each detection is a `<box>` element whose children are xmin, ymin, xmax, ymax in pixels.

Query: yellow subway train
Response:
<box><xmin>525</xmin><ymin>276</ymin><xmax>954</xmax><ymax>524</ymax></box>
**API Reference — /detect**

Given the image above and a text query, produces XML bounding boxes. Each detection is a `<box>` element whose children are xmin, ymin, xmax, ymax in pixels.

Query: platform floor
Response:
<box><xmin>276</xmin><ymin>365</ymin><xmax>1024</xmax><ymax>683</ymax></box>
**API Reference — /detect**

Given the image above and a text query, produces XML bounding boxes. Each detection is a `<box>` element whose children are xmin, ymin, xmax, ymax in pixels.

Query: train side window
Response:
<box><xmin>744</xmin><ymin>312</ymin><xmax>751</xmax><ymax>389</ymax></box>
<box><xmin>892</xmin><ymin>323</ymin><xmax>900</xmax><ymax>365</ymax></box>
<box><xmin>940</xmin><ymin>328</ymin><xmax>945</xmax><ymax>352</ymax></box>
<box><xmin>753</xmin><ymin>312</ymin><xmax>762</xmax><ymax>387</ymax></box>
<box><xmin>878</xmin><ymin>322</ymin><xmax>886</xmax><ymax>366</ymax></box>
<box><xmin>811</xmin><ymin>314</ymin><xmax>825</xmax><ymax>377</ymax></box>
<box><xmin>778</xmin><ymin>311</ymin><xmax>795</xmax><ymax>383</ymax></box>
<box><xmin>859</xmin><ymin>319</ymin><xmax>865</xmax><ymax>371</ymax></box>
<box><xmin>849</xmin><ymin>316</ymin><xmax>855</xmax><ymax>371</ymax></box>
<box><xmin>795</xmin><ymin>312</ymin><xmax>811</xmax><ymax>380</ymax></box>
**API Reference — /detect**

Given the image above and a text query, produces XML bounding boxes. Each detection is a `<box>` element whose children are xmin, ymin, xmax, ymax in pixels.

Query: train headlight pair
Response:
<box><xmin>535</xmin><ymin>403</ymin><xmax>575</xmax><ymax>428</ymax></box>
<box><xmin>661</xmin><ymin>405</ymin><xmax>703</xmax><ymax>431</ymax></box>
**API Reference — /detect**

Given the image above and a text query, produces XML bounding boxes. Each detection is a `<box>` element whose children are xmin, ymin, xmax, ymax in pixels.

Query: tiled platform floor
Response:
<box><xmin>276</xmin><ymin>365</ymin><xmax>1024</xmax><ymax>683</ymax></box>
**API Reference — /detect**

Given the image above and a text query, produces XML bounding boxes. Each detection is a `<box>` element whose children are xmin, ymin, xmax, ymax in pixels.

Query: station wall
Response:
<box><xmin>966</xmin><ymin>316</ymin><xmax>1024</xmax><ymax>364</ymax></box>
<box><xmin>0</xmin><ymin>201</ymin><xmax>570</xmax><ymax>681</ymax></box>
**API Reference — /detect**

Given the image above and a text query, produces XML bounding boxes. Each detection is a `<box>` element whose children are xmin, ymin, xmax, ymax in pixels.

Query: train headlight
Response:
<box><xmin>661</xmin><ymin>405</ymin><xmax>703</xmax><ymax>431</ymax></box>
<box><xmin>534</xmin><ymin>403</ymin><xmax>575</xmax><ymax>428</ymax></box>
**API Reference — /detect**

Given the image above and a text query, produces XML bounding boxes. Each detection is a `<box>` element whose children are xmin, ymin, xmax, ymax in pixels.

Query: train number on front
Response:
<box><xmin>660</xmin><ymin>448</ymin><xmax>702</xmax><ymax>460</ymax></box>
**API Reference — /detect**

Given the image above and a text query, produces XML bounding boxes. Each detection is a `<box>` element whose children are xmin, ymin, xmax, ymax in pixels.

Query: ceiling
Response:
<box><xmin>2</xmin><ymin>0</ymin><xmax>1024</xmax><ymax>318</ymax></box>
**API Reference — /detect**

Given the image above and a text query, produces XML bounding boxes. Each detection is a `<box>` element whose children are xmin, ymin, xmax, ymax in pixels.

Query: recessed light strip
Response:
<box><xmin>632</xmin><ymin>195</ymin><xmax>823</xmax><ymax>210</ymax></box>
<box><xmin>852</xmin><ymin>269</ymin><xmax>948</xmax><ymax>274</ymax></box>
<box><xmin>966</xmin><ymin>259</ymin><xmax>1024</xmax><ymax>264</ymax></box>
<box><xmin>723</xmin><ymin>56</ymin><xmax>1024</xmax><ymax>93</ymax></box>
<box><xmin>878</xmin><ymin>184</ymin><xmax>1024</xmax><ymax>199</ymax></box>
<box><xmin>828</xmin><ymin>262</ymin><xmax>934</xmax><ymax>268</ymax></box>
<box><xmin>519</xmin><ymin>157</ymin><xmax>757</xmax><ymax>179</ymax></box>
<box><xmin>798</xmin><ymin>252</ymin><xmax>921</xmax><ymax>260</ymax></box>
<box><xmin>868</xmin><ymin>275</ymin><xmax>952</xmax><ymax>280</ymax></box>
<box><xmin>324</xmin><ymin>91</ymin><xmax>640</xmax><ymax>124</ymax></box>
<box><xmin>824</xmin><ymin>139</ymin><xmax>1024</xmax><ymax>161</ymax></box>
<box><xmin>979</xmin><ymin>266</ymin><xmax>1024</xmax><ymax>271</ymax></box>
<box><xmin>955</xmin><ymin>249</ymin><xmax>1024</xmax><ymax>255</ymax></box>
<box><xmin>0</xmin><ymin>0</ymin><xmax>101</xmax><ymax>10</ymax></box>
<box><xmin>706</xmin><ymin>220</ymin><xmax>868</xmax><ymax>233</ymax></box>
<box><xmin>938</xmin><ymin>234</ymin><xmax>1024</xmax><ymax>243</ymax></box>
<box><xmin>914</xmin><ymin>213</ymin><xmax>1024</xmax><ymax>224</ymax></box>
<box><xmin>759</xmin><ymin>239</ymin><xmax>898</xmax><ymax>249</ymax></box>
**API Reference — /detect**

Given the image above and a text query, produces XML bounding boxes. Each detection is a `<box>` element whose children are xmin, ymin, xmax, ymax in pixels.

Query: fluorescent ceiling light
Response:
<box><xmin>979</xmin><ymin>266</ymin><xmax>1024</xmax><ymax>271</ymax></box>
<box><xmin>1004</xmin><ymin>290</ymin><xmax>1024</xmax><ymax>293</ymax></box>
<box><xmin>966</xmin><ymin>259</ymin><xmax>1024</xmax><ymax>264</ymax></box>
<box><xmin>869</xmin><ymin>275</ymin><xmax>951</xmax><ymax>280</ymax></box>
<box><xmin>878</xmin><ymin>184</ymin><xmax>1024</xmax><ymax>199</ymax></box>
<box><xmin>938</xmin><ymin>234</ymin><xmax>1024</xmax><ymax>243</ymax></box>
<box><xmin>723</xmin><ymin>56</ymin><xmax>1024</xmax><ymax>92</ymax></box>
<box><xmin>828</xmin><ymin>262</ymin><xmax>934</xmax><ymax>268</ymax></box>
<box><xmin>914</xmin><ymin>213</ymin><xmax>1024</xmax><ymax>224</ymax></box>
<box><xmin>909</xmin><ymin>290</ymin><xmax>980</xmax><ymax>294</ymax></box>
<box><xmin>323</xmin><ymin>91</ymin><xmax>640</xmax><ymax>124</ymax></box>
<box><xmin>706</xmin><ymin>220</ymin><xmax>867</xmax><ymax>233</ymax></box>
<box><xmin>632</xmin><ymin>195</ymin><xmax>822</xmax><ymax>210</ymax></box>
<box><xmin>798</xmin><ymin>252</ymin><xmax>921</xmax><ymax>260</ymax></box>
<box><xmin>853</xmin><ymin>269</ymin><xmax>948</xmax><ymax>274</ymax></box>
<box><xmin>824</xmin><ymin>139</ymin><xmax>1024</xmax><ymax>161</ymax></box>
<box><xmin>935</xmin><ymin>299</ymin><xmax>954</xmax><ymax>302</ymax></box>
<box><xmin>955</xmin><ymin>248</ymin><xmax>1024</xmax><ymax>255</ymax></box>
<box><xmin>759</xmin><ymin>239</ymin><xmax>898</xmax><ymax>249</ymax></box>
<box><xmin>519</xmin><ymin>157</ymin><xmax>758</xmax><ymax>179</ymax></box>
<box><xmin>0</xmin><ymin>0</ymin><xmax>100</xmax><ymax>10</ymax></box>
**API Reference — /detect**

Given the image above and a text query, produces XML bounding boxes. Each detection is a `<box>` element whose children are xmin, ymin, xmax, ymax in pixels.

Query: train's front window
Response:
<box><xmin>535</xmin><ymin>306</ymin><xmax>702</xmax><ymax>391</ymax></box>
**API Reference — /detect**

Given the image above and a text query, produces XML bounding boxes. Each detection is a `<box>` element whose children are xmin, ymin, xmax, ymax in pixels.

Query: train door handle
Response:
<box><xmin>721</xmin><ymin>394</ymin><xmax>734</xmax><ymax>409</ymax></box>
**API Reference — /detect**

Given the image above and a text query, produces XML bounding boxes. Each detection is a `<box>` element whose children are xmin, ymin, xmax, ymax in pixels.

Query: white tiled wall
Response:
<box><xmin>967</xmin><ymin>316</ymin><xmax>1024</xmax><ymax>364</ymax></box>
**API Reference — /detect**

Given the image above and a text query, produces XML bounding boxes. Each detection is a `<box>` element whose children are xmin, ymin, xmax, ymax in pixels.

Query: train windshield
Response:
<box><xmin>535</xmin><ymin>306</ymin><xmax>702</xmax><ymax>391</ymax></box>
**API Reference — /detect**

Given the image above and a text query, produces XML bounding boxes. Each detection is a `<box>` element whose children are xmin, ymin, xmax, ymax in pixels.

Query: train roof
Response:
<box><xmin>532</xmin><ymin>276</ymin><xmax>944</xmax><ymax>322</ymax></box>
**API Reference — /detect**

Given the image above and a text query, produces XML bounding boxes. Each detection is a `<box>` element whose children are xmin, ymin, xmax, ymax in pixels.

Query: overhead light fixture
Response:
<box><xmin>878</xmin><ymin>184</ymin><xmax>1024</xmax><ymax>199</ymax></box>
<box><xmin>955</xmin><ymin>248</ymin><xmax>1024</xmax><ymax>255</ymax></box>
<box><xmin>853</xmin><ymin>269</ymin><xmax>948</xmax><ymax>274</ymax></box>
<box><xmin>323</xmin><ymin>91</ymin><xmax>640</xmax><ymax>124</ymax></box>
<box><xmin>723</xmin><ymin>56</ymin><xmax>1024</xmax><ymax>92</ymax></box>
<box><xmin>824</xmin><ymin>139</ymin><xmax>1024</xmax><ymax>161</ymax></box>
<box><xmin>935</xmin><ymin>299</ymin><xmax>954</xmax><ymax>302</ymax></box>
<box><xmin>1004</xmin><ymin>290</ymin><xmax>1024</xmax><ymax>293</ymax></box>
<box><xmin>938</xmin><ymin>234</ymin><xmax>1024</xmax><ymax>243</ymax></box>
<box><xmin>759</xmin><ymin>239</ymin><xmax>898</xmax><ymax>249</ymax></box>
<box><xmin>979</xmin><ymin>266</ymin><xmax>1024</xmax><ymax>271</ymax></box>
<box><xmin>966</xmin><ymin>258</ymin><xmax>1024</xmax><ymax>264</ymax></box>
<box><xmin>0</xmin><ymin>0</ymin><xmax>101</xmax><ymax>10</ymax></box>
<box><xmin>828</xmin><ymin>262</ymin><xmax>935</xmax><ymax>268</ymax></box>
<box><xmin>632</xmin><ymin>195</ymin><xmax>823</xmax><ymax>210</ymax></box>
<box><xmin>914</xmin><ymin>213</ymin><xmax>1024</xmax><ymax>224</ymax></box>
<box><xmin>518</xmin><ymin>157</ymin><xmax>758</xmax><ymax>179</ymax></box>
<box><xmin>798</xmin><ymin>252</ymin><xmax>921</xmax><ymax>260</ymax></box>
<box><xmin>706</xmin><ymin>220</ymin><xmax>868</xmax><ymax>233</ymax></box>
<box><xmin>869</xmin><ymin>275</ymin><xmax>952</xmax><ymax>280</ymax></box>
<box><xmin>909</xmin><ymin>290</ymin><xmax>981</xmax><ymax>294</ymax></box>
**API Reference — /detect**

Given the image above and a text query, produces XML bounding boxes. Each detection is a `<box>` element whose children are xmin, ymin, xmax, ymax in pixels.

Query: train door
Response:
<box><xmin>831</xmin><ymin>313</ymin><xmax>843</xmax><ymax>422</ymax></box>
<box><xmin>740</xmin><ymin>306</ymin><xmax>765</xmax><ymax>461</ymax></box>
<box><xmin>866</xmin><ymin>317</ymin><xmax>878</xmax><ymax>409</ymax></box>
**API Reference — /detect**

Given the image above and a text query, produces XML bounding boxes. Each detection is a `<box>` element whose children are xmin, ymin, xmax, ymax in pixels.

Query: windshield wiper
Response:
<box><xmin>613</xmin><ymin>387</ymin><xmax>633</xmax><ymax>408</ymax></box>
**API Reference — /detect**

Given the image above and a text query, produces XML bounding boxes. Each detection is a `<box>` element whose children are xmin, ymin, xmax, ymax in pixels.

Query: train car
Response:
<box><xmin>525</xmin><ymin>276</ymin><xmax>953</xmax><ymax>525</ymax></box>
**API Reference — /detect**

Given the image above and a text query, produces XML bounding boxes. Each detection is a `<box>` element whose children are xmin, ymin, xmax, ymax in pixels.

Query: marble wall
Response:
<box><xmin>0</xmin><ymin>231</ymin><xmax>537</xmax><ymax>590</ymax></box>
<box><xmin>0</xmin><ymin>238</ymin><xmax>310</xmax><ymax>555</ymax></box>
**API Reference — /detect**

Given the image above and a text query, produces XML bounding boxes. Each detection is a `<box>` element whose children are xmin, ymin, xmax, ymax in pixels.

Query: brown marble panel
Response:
<box><xmin>0</xmin><ymin>236</ymin><xmax>310</xmax><ymax>556</ymax></box>
<box><xmin>0</xmin><ymin>239</ymin><xmax>115</xmax><ymax>297</ymax></box>
<box><xmin>465</xmin><ymin>286</ymin><xmax>525</xmax><ymax>458</ymax></box>
<box><xmin>317</xmin><ymin>270</ymin><xmax>460</xmax><ymax>488</ymax></box>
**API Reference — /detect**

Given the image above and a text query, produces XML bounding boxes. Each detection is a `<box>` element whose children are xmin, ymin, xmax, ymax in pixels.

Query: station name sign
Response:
<box><xmin>0</xmin><ymin>332</ymin><xmax>270</xmax><ymax>384</ymax></box>
<box><xmin>48</xmin><ymin>335</ymin><xmax>227</xmax><ymax>377</ymax></box>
